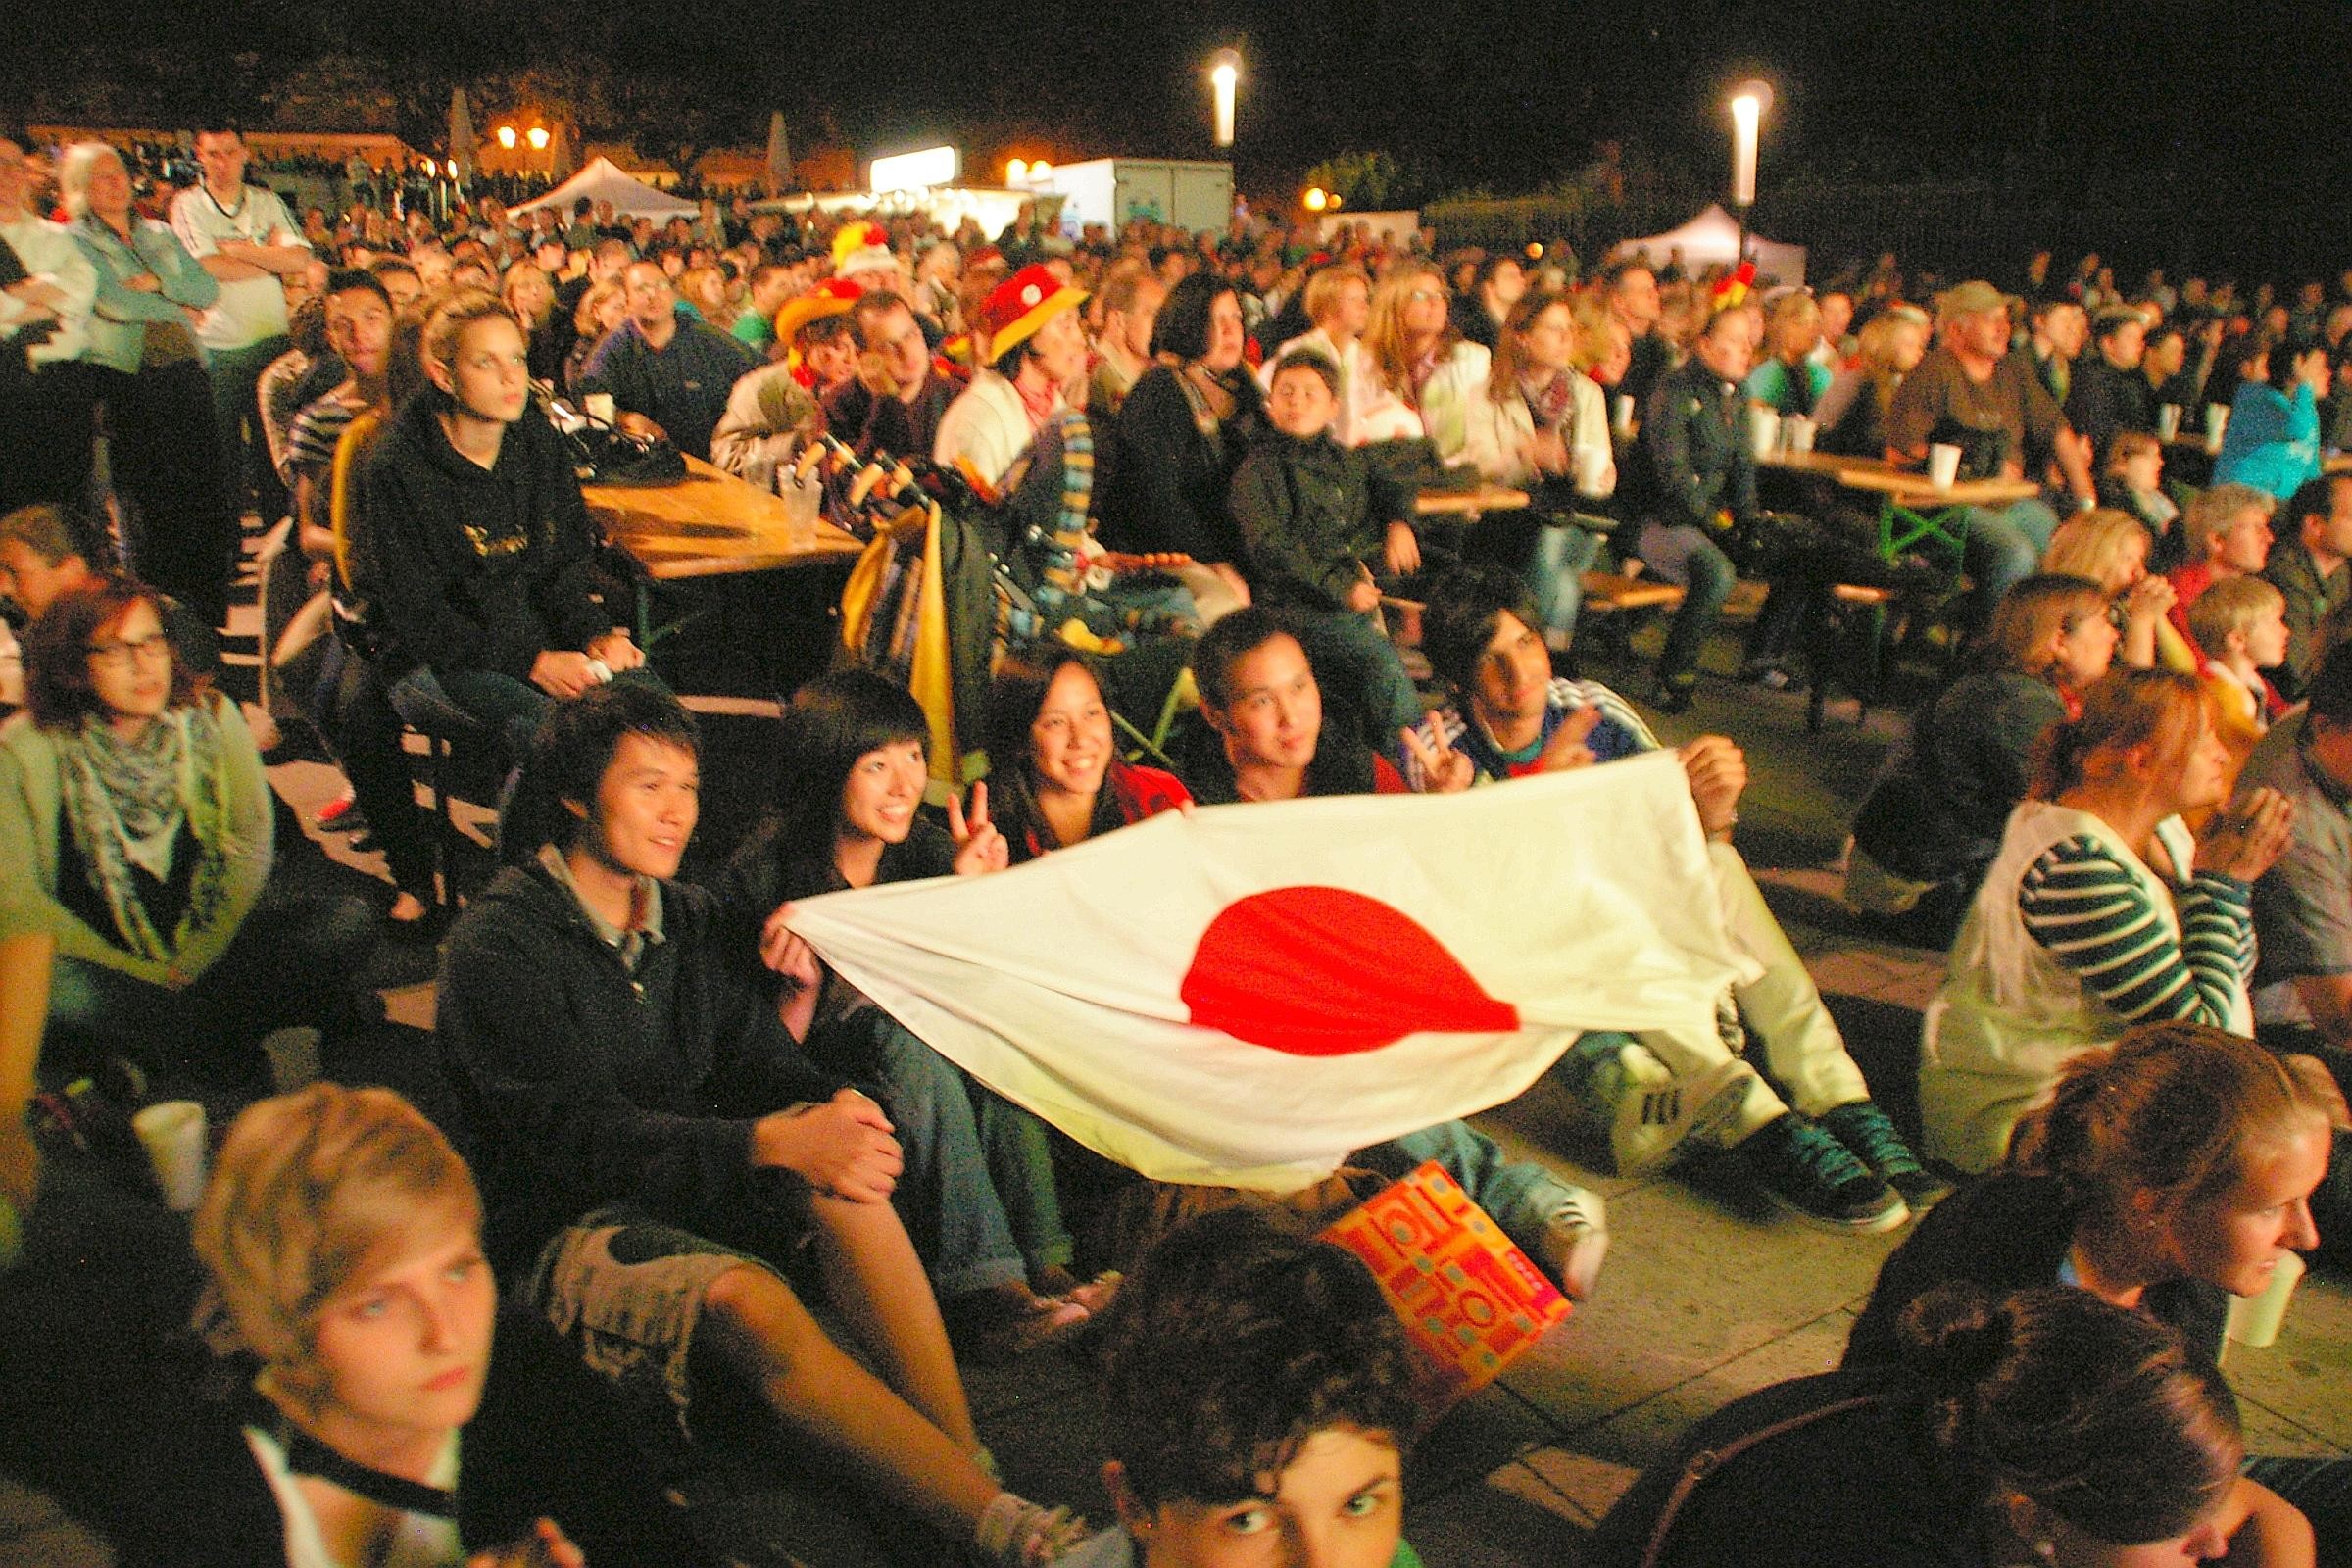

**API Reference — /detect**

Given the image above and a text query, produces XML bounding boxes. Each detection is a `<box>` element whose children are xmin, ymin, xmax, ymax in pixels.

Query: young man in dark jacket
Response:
<box><xmin>434</xmin><ymin>682</ymin><xmax>1082</xmax><ymax>1566</ymax></box>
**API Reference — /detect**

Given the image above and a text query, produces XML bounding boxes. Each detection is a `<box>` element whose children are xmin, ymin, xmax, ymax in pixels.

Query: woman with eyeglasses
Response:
<box><xmin>0</xmin><ymin>573</ymin><xmax>378</xmax><ymax>1084</ymax></box>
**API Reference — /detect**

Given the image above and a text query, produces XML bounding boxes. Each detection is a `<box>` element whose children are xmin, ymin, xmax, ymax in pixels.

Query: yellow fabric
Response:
<box><xmin>327</xmin><ymin>408</ymin><xmax>384</xmax><ymax>593</ymax></box>
<box><xmin>837</xmin><ymin>502</ymin><xmax>962</xmax><ymax>802</ymax></box>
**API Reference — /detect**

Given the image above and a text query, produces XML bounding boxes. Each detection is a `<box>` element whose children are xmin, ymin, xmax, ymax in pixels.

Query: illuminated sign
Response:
<box><xmin>868</xmin><ymin>145</ymin><xmax>958</xmax><ymax>191</ymax></box>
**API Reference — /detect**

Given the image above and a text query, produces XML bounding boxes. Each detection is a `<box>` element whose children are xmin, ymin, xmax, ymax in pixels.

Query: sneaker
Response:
<box><xmin>1556</xmin><ymin>1037</ymin><xmax>1755</xmax><ymax>1175</ymax></box>
<box><xmin>314</xmin><ymin>791</ymin><xmax>366</xmax><ymax>832</ymax></box>
<box><xmin>1818</xmin><ymin>1101</ymin><xmax>1954</xmax><ymax>1213</ymax></box>
<box><xmin>1533</xmin><ymin>1189</ymin><xmax>1610</xmax><ymax>1301</ymax></box>
<box><xmin>1736</xmin><ymin>1113</ymin><xmax>1907</xmax><ymax>1233</ymax></box>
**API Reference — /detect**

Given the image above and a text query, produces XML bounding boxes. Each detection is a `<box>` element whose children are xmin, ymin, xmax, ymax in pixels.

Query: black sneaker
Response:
<box><xmin>1737</xmin><ymin>1113</ymin><xmax>1907</xmax><ymax>1232</ymax></box>
<box><xmin>1819</xmin><ymin>1101</ymin><xmax>1955</xmax><ymax>1213</ymax></box>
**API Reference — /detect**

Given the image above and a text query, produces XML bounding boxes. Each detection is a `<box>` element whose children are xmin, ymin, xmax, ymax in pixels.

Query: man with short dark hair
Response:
<box><xmin>2028</xmin><ymin>296</ymin><xmax>2086</xmax><ymax>403</ymax></box>
<box><xmin>2064</xmin><ymin>307</ymin><xmax>2154</xmax><ymax>469</ymax></box>
<box><xmin>1448</xmin><ymin>254</ymin><xmax>1524</xmax><ymax>351</ymax></box>
<box><xmin>731</xmin><ymin>262</ymin><xmax>795</xmax><ymax>358</ymax></box>
<box><xmin>575</xmin><ymin>261</ymin><xmax>757</xmax><ymax>462</ymax></box>
<box><xmin>823</xmin><ymin>291</ymin><xmax>956</xmax><ymax>460</ymax></box>
<box><xmin>1602</xmin><ymin>259</ymin><xmax>1671</xmax><ymax>409</ymax></box>
<box><xmin>169</xmin><ymin>126</ymin><xmax>312</xmax><ymax>521</ymax></box>
<box><xmin>2264</xmin><ymin>473</ymin><xmax>2352</xmax><ymax>698</ymax></box>
<box><xmin>0</xmin><ymin>504</ymin><xmax>220</xmax><ymax>676</ymax></box>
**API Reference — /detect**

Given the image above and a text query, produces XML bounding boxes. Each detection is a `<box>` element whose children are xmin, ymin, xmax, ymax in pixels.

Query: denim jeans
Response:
<box><xmin>1355</xmin><ymin>1119</ymin><xmax>1588</xmax><ymax>1261</ymax></box>
<box><xmin>810</xmin><ymin>1010</ymin><xmax>1072</xmax><ymax>1298</ymax></box>
<box><xmin>1290</xmin><ymin>608</ymin><xmax>1424</xmax><ymax>756</ymax></box>
<box><xmin>1528</xmin><ymin>520</ymin><xmax>1606</xmax><ymax>647</ymax></box>
<box><xmin>1634</xmin><ymin>521</ymin><xmax>1738</xmax><ymax>688</ymax></box>
<box><xmin>203</xmin><ymin>334</ymin><xmax>291</xmax><ymax>524</ymax></box>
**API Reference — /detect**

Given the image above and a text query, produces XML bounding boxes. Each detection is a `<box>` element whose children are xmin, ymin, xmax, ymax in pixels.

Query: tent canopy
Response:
<box><xmin>1613</xmin><ymin>203</ymin><xmax>1805</xmax><ymax>287</ymax></box>
<box><xmin>510</xmin><ymin>157</ymin><xmax>696</xmax><ymax>221</ymax></box>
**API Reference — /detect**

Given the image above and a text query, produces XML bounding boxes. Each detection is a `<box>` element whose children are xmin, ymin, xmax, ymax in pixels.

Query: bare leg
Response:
<box><xmin>699</xmin><ymin>1262</ymin><xmax>998</xmax><ymax>1540</ymax></box>
<box><xmin>808</xmin><ymin>1192</ymin><xmax>980</xmax><ymax>1451</ymax></box>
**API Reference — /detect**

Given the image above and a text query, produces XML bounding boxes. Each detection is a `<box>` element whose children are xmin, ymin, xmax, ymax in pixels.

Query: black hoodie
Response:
<box><xmin>364</xmin><ymin>391</ymin><xmax>612</xmax><ymax>681</ymax></box>
<box><xmin>435</xmin><ymin>858</ymin><xmax>843</xmax><ymax>1273</ymax></box>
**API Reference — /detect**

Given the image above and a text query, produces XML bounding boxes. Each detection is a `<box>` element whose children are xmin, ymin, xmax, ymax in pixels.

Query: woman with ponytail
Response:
<box><xmin>1592</xmin><ymin>1283</ymin><xmax>2283</xmax><ymax>1566</ymax></box>
<box><xmin>1852</xmin><ymin>1021</ymin><xmax>2342</xmax><ymax>1561</ymax></box>
<box><xmin>1920</xmin><ymin>669</ymin><xmax>2294</xmax><ymax>1171</ymax></box>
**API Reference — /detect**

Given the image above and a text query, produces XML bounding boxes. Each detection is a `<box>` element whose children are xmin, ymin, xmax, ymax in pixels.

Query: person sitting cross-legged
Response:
<box><xmin>433</xmin><ymin>681</ymin><xmax>1086</xmax><ymax>1565</ymax></box>
<box><xmin>1407</xmin><ymin>566</ymin><xmax>1943</xmax><ymax>1231</ymax></box>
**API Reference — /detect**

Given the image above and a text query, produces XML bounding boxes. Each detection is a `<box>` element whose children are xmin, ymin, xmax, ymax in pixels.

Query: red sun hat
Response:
<box><xmin>773</xmin><ymin>275</ymin><xmax>862</xmax><ymax>345</ymax></box>
<box><xmin>980</xmin><ymin>264</ymin><xmax>1088</xmax><ymax>361</ymax></box>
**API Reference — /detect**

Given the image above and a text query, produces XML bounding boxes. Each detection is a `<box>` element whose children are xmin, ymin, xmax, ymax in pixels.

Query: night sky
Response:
<box><xmin>15</xmin><ymin>1</ymin><xmax>2350</xmax><ymax>237</ymax></box>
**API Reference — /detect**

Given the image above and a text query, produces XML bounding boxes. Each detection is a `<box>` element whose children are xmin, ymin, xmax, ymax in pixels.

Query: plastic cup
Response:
<box><xmin>1927</xmin><ymin>443</ymin><xmax>1963</xmax><ymax>490</ymax></box>
<box><xmin>1785</xmin><ymin>415</ymin><xmax>1816</xmax><ymax>454</ymax></box>
<box><xmin>1748</xmin><ymin>408</ymin><xmax>1781</xmax><ymax>461</ymax></box>
<box><xmin>2156</xmin><ymin>403</ymin><xmax>2181</xmax><ymax>441</ymax></box>
<box><xmin>584</xmin><ymin>392</ymin><xmax>617</xmax><ymax>426</ymax></box>
<box><xmin>1612</xmin><ymin>393</ymin><xmax>1637</xmax><ymax>435</ymax></box>
<box><xmin>2204</xmin><ymin>403</ymin><xmax>2230</xmax><ymax>454</ymax></box>
<box><xmin>132</xmin><ymin>1101</ymin><xmax>209</xmax><ymax>1212</ymax></box>
<box><xmin>1573</xmin><ymin>442</ymin><xmax>1611</xmax><ymax>495</ymax></box>
<box><xmin>2224</xmin><ymin>1250</ymin><xmax>2306</xmax><ymax>1352</ymax></box>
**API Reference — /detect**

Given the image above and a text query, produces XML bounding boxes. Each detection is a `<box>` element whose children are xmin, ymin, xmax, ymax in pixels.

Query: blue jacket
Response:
<box><xmin>2215</xmin><ymin>381</ymin><xmax>2322</xmax><ymax>501</ymax></box>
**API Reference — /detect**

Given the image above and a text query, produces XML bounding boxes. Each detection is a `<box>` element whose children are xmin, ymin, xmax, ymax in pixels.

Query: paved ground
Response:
<box><xmin>238</xmin><ymin>583</ymin><xmax>2346</xmax><ymax>1566</ymax></box>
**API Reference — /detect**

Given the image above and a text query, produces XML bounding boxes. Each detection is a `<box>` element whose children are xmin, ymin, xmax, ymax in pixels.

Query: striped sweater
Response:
<box><xmin>2017</xmin><ymin>835</ymin><xmax>2255</xmax><ymax>1026</ymax></box>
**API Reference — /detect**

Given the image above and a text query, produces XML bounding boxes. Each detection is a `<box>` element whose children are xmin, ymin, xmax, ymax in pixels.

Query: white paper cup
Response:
<box><xmin>2225</xmin><ymin>1250</ymin><xmax>2306</xmax><ymax>1350</ymax></box>
<box><xmin>584</xmin><ymin>392</ymin><xmax>617</xmax><ymax>426</ymax></box>
<box><xmin>1927</xmin><ymin>443</ymin><xmax>1963</xmax><ymax>491</ymax></box>
<box><xmin>132</xmin><ymin>1101</ymin><xmax>209</xmax><ymax>1212</ymax></box>
<box><xmin>1612</xmin><ymin>393</ymin><xmax>1636</xmax><ymax>435</ymax></box>
<box><xmin>2156</xmin><ymin>403</ymin><xmax>2181</xmax><ymax>441</ymax></box>
<box><xmin>1748</xmin><ymin>408</ymin><xmax>1780</xmax><ymax>461</ymax></box>
<box><xmin>1573</xmin><ymin>442</ymin><xmax>1611</xmax><ymax>495</ymax></box>
<box><xmin>2204</xmin><ymin>403</ymin><xmax>2230</xmax><ymax>454</ymax></box>
<box><xmin>1785</xmin><ymin>414</ymin><xmax>1816</xmax><ymax>454</ymax></box>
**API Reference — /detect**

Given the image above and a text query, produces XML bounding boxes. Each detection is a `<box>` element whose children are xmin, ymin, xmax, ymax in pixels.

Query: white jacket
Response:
<box><xmin>1458</xmin><ymin>370</ymin><xmax>1615</xmax><ymax>499</ymax></box>
<box><xmin>1258</xmin><ymin>327</ymin><xmax>1423</xmax><ymax>447</ymax></box>
<box><xmin>934</xmin><ymin>369</ymin><xmax>1043</xmax><ymax>491</ymax></box>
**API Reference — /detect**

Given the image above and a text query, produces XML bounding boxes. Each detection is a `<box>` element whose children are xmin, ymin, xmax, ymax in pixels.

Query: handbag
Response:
<box><xmin>560</xmin><ymin>411</ymin><xmax>686</xmax><ymax>486</ymax></box>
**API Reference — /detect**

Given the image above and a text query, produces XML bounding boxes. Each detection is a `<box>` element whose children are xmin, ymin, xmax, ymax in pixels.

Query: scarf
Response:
<box><xmin>1519</xmin><ymin>370</ymin><xmax>1576</xmax><ymax>436</ymax></box>
<box><xmin>55</xmin><ymin>703</ymin><xmax>240</xmax><ymax>963</ymax></box>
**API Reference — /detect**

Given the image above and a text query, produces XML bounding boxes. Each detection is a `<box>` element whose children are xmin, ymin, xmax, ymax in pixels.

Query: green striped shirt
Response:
<box><xmin>2018</xmin><ymin>835</ymin><xmax>2254</xmax><ymax>1025</ymax></box>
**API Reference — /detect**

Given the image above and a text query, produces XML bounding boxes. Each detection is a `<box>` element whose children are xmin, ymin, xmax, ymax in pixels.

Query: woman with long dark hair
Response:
<box><xmin>983</xmin><ymin>650</ymin><xmax>1190</xmax><ymax>863</ymax></box>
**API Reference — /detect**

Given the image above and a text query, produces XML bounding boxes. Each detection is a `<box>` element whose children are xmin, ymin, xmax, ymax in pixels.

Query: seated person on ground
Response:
<box><xmin>1592</xmin><ymin>1284</ymin><xmax>2299</xmax><ymax>1568</ymax></box>
<box><xmin>1408</xmin><ymin>566</ymin><xmax>1938</xmax><ymax>1231</ymax></box>
<box><xmin>1922</xmin><ymin>669</ymin><xmax>2288</xmax><ymax>1172</ymax></box>
<box><xmin>716</xmin><ymin>668</ymin><xmax>1108</xmax><ymax>1357</ymax></box>
<box><xmin>433</xmin><ymin>681</ymin><xmax>1083</xmax><ymax>1563</ymax></box>
<box><xmin>1850</xmin><ymin>1023</ymin><xmax>2340</xmax><ymax>1559</ymax></box>
<box><xmin>0</xmin><ymin>576</ymin><xmax>375</xmax><ymax>1084</ymax></box>
<box><xmin>2187</xmin><ymin>574</ymin><xmax>2291</xmax><ymax>740</ymax></box>
<box><xmin>1846</xmin><ymin>575</ymin><xmax>2119</xmax><ymax>945</ymax></box>
<box><xmin>984</xmin><ymin>649</ymin><xmax>1192</xmax><ymax>862</ymax></box>
<box><xmin>1178</xmin><ymin>608</ymin><xmax>1407</xmax><ymax>804</ymax></box>
<box><xmin>365</xmin><ymin>290</ymin><xmax>646</xmax><ymax>761</ymax></box>
<box><xmin>1068</xmin><ymin>1209</ymin><xmax>1428</xmax><ymax>1568</ymax></box>
<box><xmin>1230</xmin><ymin>347</ymin><xmax>1424</xmax><ymax>752</ymax></box>
<box><xmin>187</xmin><ymin>1083</ymin><xmax>711</xmax><ymax>1564</ymax></box>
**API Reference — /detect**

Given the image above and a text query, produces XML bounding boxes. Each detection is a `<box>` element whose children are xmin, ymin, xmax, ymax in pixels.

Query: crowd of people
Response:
<box><xmin>1</xmin><ymin>117</ymin><xmax>2350</xmax><ymax>1565</ymax></box>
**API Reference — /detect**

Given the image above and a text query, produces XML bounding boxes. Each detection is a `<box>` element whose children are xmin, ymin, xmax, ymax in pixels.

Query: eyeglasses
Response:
<box><xmin>87</xmin><ymin>632</ymin><xmax>172</xmax><ymax>671</ymax></box>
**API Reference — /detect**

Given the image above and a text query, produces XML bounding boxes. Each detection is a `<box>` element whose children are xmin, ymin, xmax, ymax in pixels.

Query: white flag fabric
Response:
<box><xmin>788</xmin><ymin>752</ymin><xmax>1750</xmax><ymax>1191</ymax></box>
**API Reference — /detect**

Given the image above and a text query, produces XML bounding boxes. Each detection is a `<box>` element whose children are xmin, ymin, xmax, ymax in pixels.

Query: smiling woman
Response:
<box><xmin>985</xmin><ymin>650</ymin><xmax>1193</xmax><ymax>863</ymax></box>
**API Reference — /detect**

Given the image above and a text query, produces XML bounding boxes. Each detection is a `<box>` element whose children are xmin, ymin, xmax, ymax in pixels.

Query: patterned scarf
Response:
<box><xmin>1519</xmin><ymin>370</ymin><xmax>1576</xmax><ymax>436</ymax></box>
<box><xmin>55</xmin><ymin>704</ymin><xmax>241</xmax><ymax>963</ymax></box>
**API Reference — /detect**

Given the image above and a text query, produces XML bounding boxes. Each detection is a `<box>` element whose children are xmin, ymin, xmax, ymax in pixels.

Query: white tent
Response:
<box><xmin>1613</xmin><ymin>203</ymin><xmax>1806</xmax><ymax>287</ymax></box>
<box><xmin>510</xmin><ymin>157</ymin><xmax>696</xmax><ymax>221</ymax></box>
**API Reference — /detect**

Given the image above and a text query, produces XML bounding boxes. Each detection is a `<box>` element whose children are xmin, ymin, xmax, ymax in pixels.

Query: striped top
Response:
<box><xmin>1404</xmin><ymin>677</ymin><xmax>1658</xmax><ymax>790</ymax></box>
<box><xmin>2017</xmin><ymin>835</ymin><xmax>2255</xmax><ymax>1026</ymax></box>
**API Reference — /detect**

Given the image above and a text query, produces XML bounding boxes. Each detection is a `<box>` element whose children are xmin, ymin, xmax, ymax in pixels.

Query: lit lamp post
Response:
<box><xmin>1727</xmin><ymin>79</ymin><xmax>1774</xmax><ymax>265</ymax></box>
<box><xmin>1209</xmin><ymin>50</ymin><xmax>1241</xmax><ymax>149</ymax></box>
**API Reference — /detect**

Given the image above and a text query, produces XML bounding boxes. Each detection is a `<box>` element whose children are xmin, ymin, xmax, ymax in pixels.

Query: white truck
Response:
<box><xmin>1035</xmin><ymin>158</ymin><xmax>1233</xmax><ymax>237</ymax></box>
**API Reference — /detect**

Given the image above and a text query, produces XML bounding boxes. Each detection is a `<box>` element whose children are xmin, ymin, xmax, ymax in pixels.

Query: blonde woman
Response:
<box><xmin>1363</xmin><ymin>262</ymin><xmax>1490</xmax><ymax>461</ymax></box>
<box><xmin>2043</xmin><ymin>508</ymin><xmax>2187</xmax><ymax>671</ymax></box>
<box><xmin>1816</xmin><ymin>304</ymin><xmax>1928</xmax><ymax>460</ymax></box>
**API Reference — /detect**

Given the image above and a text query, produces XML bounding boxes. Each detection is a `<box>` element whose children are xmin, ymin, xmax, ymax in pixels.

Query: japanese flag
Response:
<box><xmin>787</xmin><ymin>752</ymin><xmax>1749</xmax><ymax>1192</ymax></box>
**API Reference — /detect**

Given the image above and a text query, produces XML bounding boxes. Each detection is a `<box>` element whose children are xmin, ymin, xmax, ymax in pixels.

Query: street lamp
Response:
<box><xmin>1727</xmin><ymin>79</ymin><xmax>1774</xmax><ymax>261</ymax></box>
<box><xmin>526</xmin><ymin>126</ymin><xmax>550</xmax><ymax>151</ymax></box>
<box><xmin>1006</xmin><ymin>158</ymin><xmax>1028</xmax><ymax>185</ymax></box>
<box><xmin>495</xmin><ymin>124</ymin><xmax>518</xmax><ymax>150</ymax></box>
<box><xmin>1209</xmin><ymin>49</ymin><xmax>1241</xmax><ymax>149</ymax></box>
<box><xmin>1303</xmin><ymin>186</ymin><xmax>1327</xmax><ymax>212</ymax></box>
<box><xmin>1028</xmin><ymin>160</ymin><xmax>1052</xmax><ymax>183</ymax></box>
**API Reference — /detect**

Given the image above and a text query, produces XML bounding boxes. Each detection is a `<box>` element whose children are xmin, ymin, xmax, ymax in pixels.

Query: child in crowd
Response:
<box><xmin>2187</xmin><ymin>574</ymin><xmax>2293</xmax><ymax>737</ymax></box>
<box><xmin>1229</xmin><ymin>345</ymin><xmax>1424</xmax><ymax>756</ymax></box>
<box><xmin>1069</xmin><ymin>1207</ymin><xmax>1427</xmax><ymax>1568</ymax></box>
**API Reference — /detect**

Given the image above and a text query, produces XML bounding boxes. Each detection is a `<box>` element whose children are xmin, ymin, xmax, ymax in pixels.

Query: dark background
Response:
<box><xmin>12</xmin><ymin>0</ymin><xmax>2350</xmax><ymax>279</ymax></box>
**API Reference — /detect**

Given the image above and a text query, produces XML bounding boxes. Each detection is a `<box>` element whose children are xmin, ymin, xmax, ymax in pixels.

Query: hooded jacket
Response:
<box><xmin>435</xmin><ymin>858</ymin><xmax>843</xmax><ymax>1272</ymax></box>
<box><xmin>363</xmin><ymin>391</ymin><xmax>612</xmax><ymax>681</ymax></box>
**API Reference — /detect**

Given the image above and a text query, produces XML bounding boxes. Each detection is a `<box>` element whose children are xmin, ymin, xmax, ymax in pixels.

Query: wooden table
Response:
<box><xmin>1414</xmin><ymin>483</ymin><xmax>1531</xmax><ymax>516</ymax></box>
<box><xmin>585</xmin><ymin>457</ymin><xmax>865</xmax><ymax>651</ymax></box>
<box><xmin>1763</xmin><ymin>448</ymin><xmax>2042</xmax><ymax>558</ymax></box>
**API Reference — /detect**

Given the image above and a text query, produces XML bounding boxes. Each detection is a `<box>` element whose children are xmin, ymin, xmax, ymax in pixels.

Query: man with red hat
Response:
<box><xmin>934</xmin><ymin>263</ymin><xmax>1090</xmax><ymax>491</ymax></box>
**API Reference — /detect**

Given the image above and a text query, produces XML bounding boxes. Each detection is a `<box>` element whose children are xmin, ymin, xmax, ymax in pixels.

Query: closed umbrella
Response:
<box><xmin>448</xmin><ymin>85</ymin><xmax>477</xmax><ymax>182</ymax></box>
<box><xmin>764</xmin><ymin>111</ymin><xmax>791</xmax><ymax>195</ymax></box>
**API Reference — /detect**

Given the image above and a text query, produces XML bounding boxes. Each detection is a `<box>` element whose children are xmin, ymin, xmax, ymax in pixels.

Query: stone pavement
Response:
<box><xmin>245</xmin><ymin>595</ymin><xmax>2347</xmax><ymax>1566</ymax></box>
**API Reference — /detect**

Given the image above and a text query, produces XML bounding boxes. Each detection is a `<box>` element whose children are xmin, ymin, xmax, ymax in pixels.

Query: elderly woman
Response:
<box><xmin>60</xmin><ymin>141</ymin><xmax>240</xmax><ymax>629</ymax></box>
<box><xmin>0</xmin><ymin>575</ymin><xmax>376</xmax><ymax>1081</ymax></box>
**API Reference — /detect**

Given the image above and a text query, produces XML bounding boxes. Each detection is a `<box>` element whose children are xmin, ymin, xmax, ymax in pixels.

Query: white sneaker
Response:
<box><xmin>1535</xmin><ymin>1191</ymin><xmax>1610</xmax><ymax>1301</ymax></box>
<box><xmin>1607</xmin><ymin>1049</ymin><xmax>1756</xmax><ymax>1176</ymax></box>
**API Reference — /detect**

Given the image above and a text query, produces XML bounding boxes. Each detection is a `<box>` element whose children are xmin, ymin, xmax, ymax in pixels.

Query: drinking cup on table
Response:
<box><xmin>1784</xmin><ymin>415</ymin><xmax>1816</xmax><ymax>454</ymax></box>
<box><xmin>2224</xmin><ymin>1250</ymin><xmax>2305</xmax><ymax>1351</ymax></box>
<box><xmin>132</xmin><ymin>1101</ymin><xmax>209</xmax><ymax>1212</ymax></box>
<box><xmin>1927</xmin><ymin>443</ymin><xmax>1963</xmax><ymax>491</ymax></box>
<box><xmin>584</xmin><ymin>392</ymin><xmax>617</xmax><ymax>426</ymax></box>
<box><xmin>1748</xmin><ymin>408</ymin><xmax>1780</xmax><ymax>461</ymax></box>
<box><xmin>2204</xmin><ymin>403</ymin><xmax>2230</xmax><ymax>454</ymax></box>
<box><xmin>2156</xmin><ymin>403</ymin><xmax>2181</xmax><ymax>441</ymax></box>
<box><xmin>1612</xmin><ymin>393</ymin><xmax>1637</xmax><ymax>435</ymax></box>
